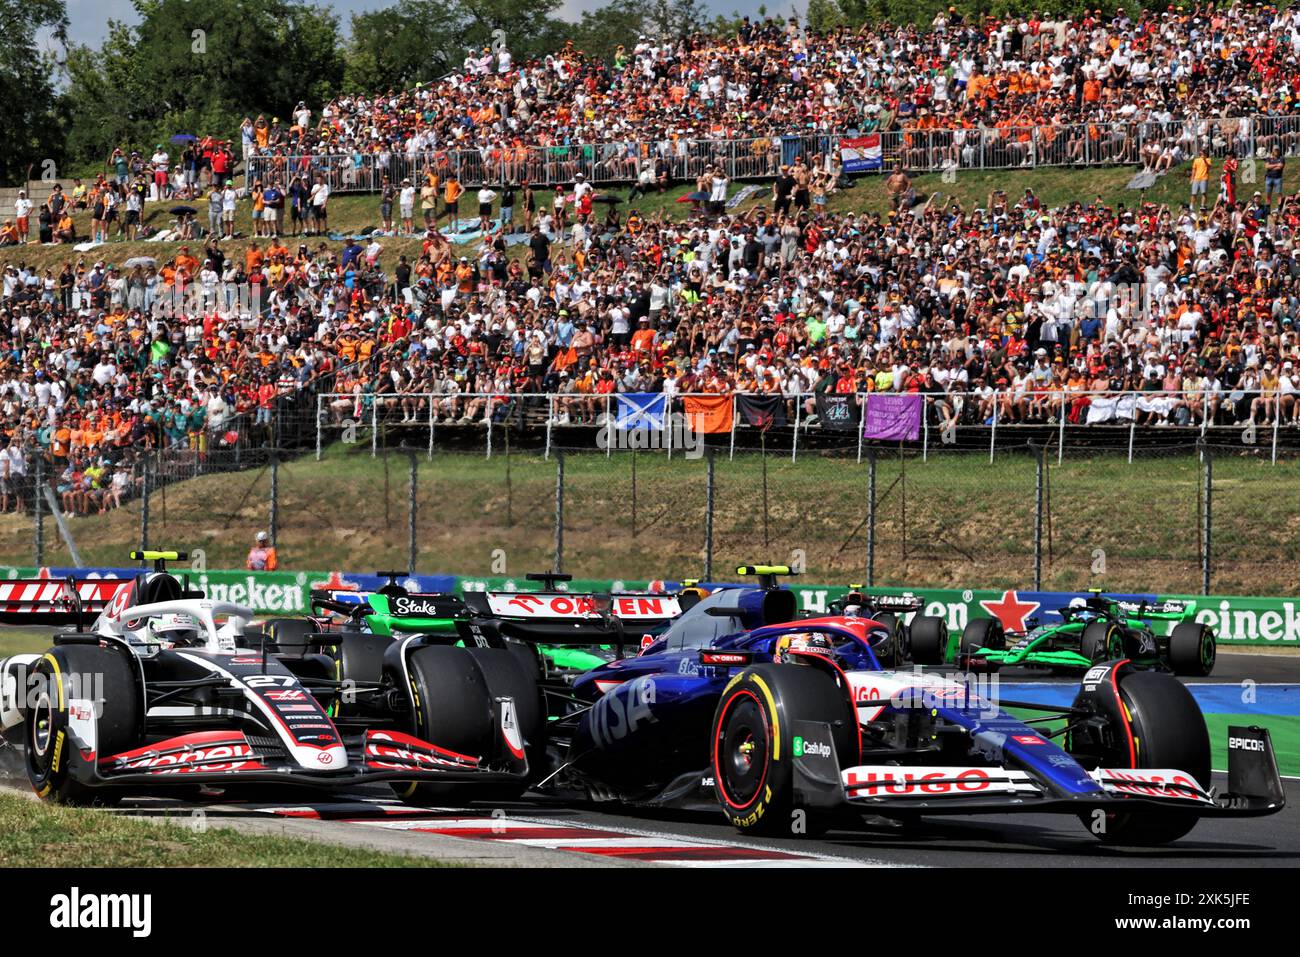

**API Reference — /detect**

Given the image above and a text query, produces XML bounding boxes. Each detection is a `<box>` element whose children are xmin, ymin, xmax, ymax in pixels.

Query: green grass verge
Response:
<box><xmin>0</xmin><ymin>791</ymin><xmax>443</xmax><ymax>867</ymax></box>
<box><xmin>5</xmin><ymin>159</ymin><xmax>1290</xmax><ymax>276</ymax></box>
<box><xmin>1008</xmin><ymin>710</ymin><xmax>1300</xmax><ymax>779</ymax></box>
<box><xmin>2</xmin><ymin>442</ymin><xmax>1292</xmax><ymax>595</ymax></box>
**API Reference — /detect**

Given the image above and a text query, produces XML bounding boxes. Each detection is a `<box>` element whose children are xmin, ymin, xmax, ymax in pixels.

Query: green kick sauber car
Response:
<box><xmin>957</xmin><ymin>591</ymin><xmax>1217</xmax><ymax>676</ymax></box>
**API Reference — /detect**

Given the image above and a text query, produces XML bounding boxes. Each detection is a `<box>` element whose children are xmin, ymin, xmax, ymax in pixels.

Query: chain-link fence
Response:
<box><xmin>245</xmin><ymin>113</ymin><xmax>1286</xmax><ymax>193</ymax></box>
<box><xmin>4</xmin><ymin>436</ymin><xmax>1295</xmax><ymax>597</ymax></box>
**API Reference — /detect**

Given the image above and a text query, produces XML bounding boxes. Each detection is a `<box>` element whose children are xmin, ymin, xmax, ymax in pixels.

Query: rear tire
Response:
<box><xmin>262</xmin><ymin>618</ymin><xmax>316</xmax><ymax>657</ymax></box>
<box><xmin>908</xmin><ymin>615</ymin><xmax>949</xmax><ymax>665</ymax></box>
<box><xmin>27</xmin><ymin>644</ymin><xmax>141</xmax><ymax>806</ymax></box>
<box><xmin>1074</xmin><ymin>670</ymin><xmax>1210</xmax><ymax>846</ymax></box>
<box><xmin>872</xmin><ymin>612</ymin><xmax>902</xmax><ymax>666</ymax></box>
<box><xmin>710</xmin><ymin>664</ymin><xmax>855</xmax><ymax>836</ymax></box>
<box><xmin>1168</xmin><ymin>622</ymin><xmax>1215</xmax><ymax>677</ymax></box>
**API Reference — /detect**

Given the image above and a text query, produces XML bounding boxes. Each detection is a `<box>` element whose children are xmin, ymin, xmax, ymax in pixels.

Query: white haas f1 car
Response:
<box><xmin>0</xmin><ymin>553</ymin><xmax>534</xmax><ymax>805</ymax></box>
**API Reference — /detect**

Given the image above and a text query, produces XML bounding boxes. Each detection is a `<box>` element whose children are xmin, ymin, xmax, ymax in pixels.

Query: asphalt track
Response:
<box><xmin>8</xmin><ymin>652</ymin><xmax>1299</xmax><ymax>867</ymax></box>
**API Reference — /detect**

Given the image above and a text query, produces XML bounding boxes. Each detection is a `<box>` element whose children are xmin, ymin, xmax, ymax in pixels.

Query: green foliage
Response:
<box><xmin>0</xmin><ymin>0</ymin><xmax>68</xmax><ymax>183</ymax></box>
<box><xmin>61</xmin><ymin>0</ymin><xmax>344</xmax><ymax>171</ymax></box>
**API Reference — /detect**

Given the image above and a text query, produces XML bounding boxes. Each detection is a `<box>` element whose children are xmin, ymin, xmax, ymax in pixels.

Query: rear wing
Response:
<box><xmin>0</xmin><ymin>578</ymin><xmax>132</xmax><ymax>627</ymax></box>
<box><xmin>463</xmin><ymin>591</ymin><xmax>683</xmax><ymax>628</ymax></box>
<box><xmin>1114</xmin><ymin>598</ymin><xmax>1195</xmax><ymax>620</ymax></box>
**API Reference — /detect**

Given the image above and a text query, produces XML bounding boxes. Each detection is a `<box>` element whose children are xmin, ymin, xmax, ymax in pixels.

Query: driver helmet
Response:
<box><xmin>775</xmin><ymin>631</ymin><xmax>835</xmax><ymax>663</ymax></box>
<box><xmin>147</xmin><ymin>612</ymin><xmax>201</xmax><ymax>648</ymax></box>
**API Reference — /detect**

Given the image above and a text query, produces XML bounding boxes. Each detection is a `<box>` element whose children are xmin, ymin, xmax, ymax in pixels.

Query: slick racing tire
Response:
<box><xmin>27</xmin><ymin>643</ymin><xmax>141</xmax><ymax>806</ymax></box>
<box><xmin>959</xmin><ymin>618</ymin><xmax>1004</xmax><ymax>661</ymax></box>
<box><xmin>908</xmin><ymin>615</ymin><xmax>949</xmax><ymax>666</ymax></box>
<box><xmin>393</xmin><ymin>645</ymin><xmax>540</xmax><ymax>805</ymax></box>
<box><xmin>1080</xmin><ymin>621</ymin><xmax>1124</xmax><ymax>664</ymax></box>
<box><xmin>332</xmin><ymin>632</ymin><xmax>390</xmax><ymax>710</ymax></box>
<box><xmin>871</xmin><ymin>612</ymin><xmax>903</xmax><ymax>667</ymax></box>
<box><xmin>1070</xmin><ymin>670</ymin><xmax>1210</xmax><ymax>846</ymax></box>
<box><xmin>1167</xmin><ymin>622</ymin><xmax>1216</xmax><ymax>677</ymax></box>
<box><xmin>261</xmin><ymin>617</ymin><xmax>316</xmax><ymax>657</ymax></box>
<box><xmin>710</xmin><ymin>664</ymin><xmax>855</xmax><ymax>837</ymax></box>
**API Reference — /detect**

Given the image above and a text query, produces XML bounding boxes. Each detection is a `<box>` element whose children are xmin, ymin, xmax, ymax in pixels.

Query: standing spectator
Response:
<box><xmin>221</xmin><ymin>179</ymin><xmax>238</xmax><ymax>238</ymax></box>
<box><xmin>1265</xmin><ymin>149</ymin><xmax>1286</xmax><ymax>209</ymax></box>
<box><xmin>207</xmin><ymin>185</ymin><xmax>223</xmax><ymax>239</ymax></box>
<box><xmin>13</xmin><ymin>190</ymin><xmax>31</xmax><ymax>244</ymax></box>
<box><xmin>379</xmin><ymin>175</ymin><xmax>395</xmax><ymax>233</ymax></box>
<box><xmin>309</xmin><ymin>173</ymin><xmax>330</xmax><ymax>236</ymax></box>
<box><xmin>246</xmin><ymin>530</ymin><xmax>279</xmax><ymax>570</ymax></box>
<box><xmin>477</xmin><ymin>183</ymin><xmax>497</xmax><ymax>234</ymax></box>
<box><xmin>399</xmin><ymin>178</ymin><xmax>415</xmax><ymax>235</ymax></box>
<box><xmin>443</xmin><ymin>173</ymin><xmax>463</xmax><ymax>231</ymax></box>
<box><xmin>150</xmin><ymin>143</ymin><xmax>170</xmax><ymax>201</ymax></box>
<box><xmin>1190</xmin><ymin>148</ymin><xmax>1211</xmax><ymax>201</ymax></box>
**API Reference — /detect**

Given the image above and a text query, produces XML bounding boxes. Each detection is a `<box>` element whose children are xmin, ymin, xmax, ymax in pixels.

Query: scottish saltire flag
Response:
<box><xmin>616</xmin><ymin>393</ymin><xmax>667</xmax><ymax>430</ymax></box>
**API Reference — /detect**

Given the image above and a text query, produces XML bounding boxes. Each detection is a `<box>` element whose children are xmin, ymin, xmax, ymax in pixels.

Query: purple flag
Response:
<box><xmin>863</xmin><ymin>393</ymin><xmax>922</xmax><ymax>441</ymax></box>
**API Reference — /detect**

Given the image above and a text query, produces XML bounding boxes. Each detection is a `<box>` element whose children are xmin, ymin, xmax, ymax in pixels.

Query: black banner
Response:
<box><xmin>735</xmin><ymin>393</ymin><xmax>786</xmax><ymax>431</ymax></box>
<box><xmin>815</xmin><ymin>392</ymin><xmax>859</xmax><ymax>431</ymax></box>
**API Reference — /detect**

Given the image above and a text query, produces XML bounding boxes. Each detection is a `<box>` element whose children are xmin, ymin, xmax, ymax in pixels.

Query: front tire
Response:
<box><xmin>392</xmin><ymin>645</ymin><xmax>539</xmax><ymax>805</ymax></box>
<box><xmin>1081</xmin><ymin>621</ymin><xmax>1123</xmax><ymax>663</ymax></box>
<box><xmin>960</xmin><ymin>618</ymin><xmax>1004</xmax><ymax>658</ymax></box>
<box><xmin>1071</xmin><ymin>670</ymin><xmax>1210</xmax><ymax>845</ymax></box>
<box><xmin>710</xmin><ymin>664</ymin><xmax>855</xmax><ymax>836</ymax></box>
<box><xmin>27</xmin><ymin>644</ymin><xmax>141</xmax><ymax>806</ymax></box>
<box><xmin>1168</xmin><ymin>622</ymin><xmax>1215</xmax><ymax>677</ymax></box>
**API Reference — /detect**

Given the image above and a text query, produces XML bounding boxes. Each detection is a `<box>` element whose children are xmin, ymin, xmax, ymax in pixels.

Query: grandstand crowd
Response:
<box><xmin>7</xmin><ymin>7</ymin><xmax>1300</xmax><ymax>517</ymax></box>
<box><xmin>242</xmin><ymin>4</ymin><xmax>1300</xmax><ymax>174</ymax></box>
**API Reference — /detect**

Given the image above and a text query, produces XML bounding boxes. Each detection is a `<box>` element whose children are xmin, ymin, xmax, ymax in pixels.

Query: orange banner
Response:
<box><xmin>683</xmin><ymin>395</ymin><xmax>735</xmax><ymax>434</ymax></box>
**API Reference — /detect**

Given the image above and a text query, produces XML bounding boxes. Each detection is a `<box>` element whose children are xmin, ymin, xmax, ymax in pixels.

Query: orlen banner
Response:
<box><xmin>4</xmin><ymin>566</ymin><xmax>1298</xmax><ymax>646</ymax></box>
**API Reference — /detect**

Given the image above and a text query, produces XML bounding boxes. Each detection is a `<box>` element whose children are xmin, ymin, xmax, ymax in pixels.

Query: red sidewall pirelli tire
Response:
<box><xmin>1071</xmin><ymin>669</ymin><xmax>1211</xmax><ymax>846</ymax></box>
<box><xmin>710</xmin><ymin>663</ymin><xmax>855</xmax><ymax>836</ymax></box>
<box><xmin>27</xmin><ymin>643</ymin><xmax>141</xmax><ymax>806</ymax></box>
<box><xmin>392</xmin><ymin>644</ymin><xmax>541</xmax><ymax>806</ymax></box>
<box><xmin>1168</xmin><ymin>622</ymin><xmax>1216</xmax><ymax>677</ymax></box>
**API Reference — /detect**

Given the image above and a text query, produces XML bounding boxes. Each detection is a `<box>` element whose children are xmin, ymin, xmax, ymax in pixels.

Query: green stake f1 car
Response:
<box><xmin>959</xmin><ymin>592</ymin><xmax>1217</xmax><ymax>676</ymax></box>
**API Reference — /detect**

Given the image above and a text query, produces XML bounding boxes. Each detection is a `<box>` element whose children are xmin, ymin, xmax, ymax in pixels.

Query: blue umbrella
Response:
<box><xmin>171</xmin><ymin>134</ymin><xmax>197</xmax><ymax>144</ymax></box>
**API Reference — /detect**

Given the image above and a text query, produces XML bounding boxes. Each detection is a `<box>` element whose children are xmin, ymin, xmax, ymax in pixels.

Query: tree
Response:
<box><xmin>0</xmin><ymin>0</ymin><xmax>69</xmax><ymax>183</ymax></box>
<box><xmin>569</xmin><ymin>0</ymin><xmax>650</xmax><ymax>61</ymax></box>
<box><xmin>645</xmin><ymin>0</ymin><xmax>707</xmax><ymax>39</ymax></box>
<box><xmin>60</xmin><ymin>0</ymin><xmax>344</xmax><ymax>169</ymax></box>
<box><xmin>344</xmin><ymin>0</ymin><xmax>463</xmax><ymax>92</ymax></box>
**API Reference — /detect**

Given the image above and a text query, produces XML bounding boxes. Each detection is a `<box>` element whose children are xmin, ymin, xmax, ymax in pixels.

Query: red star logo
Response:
<box><xmin>310</xmin><ymin>571</ymin><xmax>360</xmax><ymax>592</ymax></box>
<box><xmin>978</xmin><ymin>590</ymin><xmax>1040</xmax><ymax>632</ymax></box>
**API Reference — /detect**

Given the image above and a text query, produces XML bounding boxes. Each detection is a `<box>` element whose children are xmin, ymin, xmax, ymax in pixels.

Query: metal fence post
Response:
<box><xmin>1201</xmin><ymin>440</ymin><xmax>1212</xmax><ymax>595</ymax></box>
<box><xmin>866</xmin><ymin>449</ymin><xmax>877</xmax><ymax>587</ymax></box>
<box><xmin>704</xmin><ymin>448</ymin><xmax>715</xmax><ymax>582</ymax></box>
<box><xmin>140</xmin><ymin>451</ymin><xmax>152</xmax><ymax>553</ymax></box>
<box><xmin>408</xmin><ymin>450</ymin><xmax>418</xmax><ymax>576</ymax></box>
<box><xmin>33</xmin><ymin>452</ymin><xmax>44</xmax><ymax>566</ymax></box>
<box><xmin>1030</xmin><ymin>441</ymin><xmax>1044</xmax><ymax>590</ymax></box>
<box><xmin>554</xmin><ymin>452</ymin><xmax>565</xmax><ymax>573</ymax></box>
<box><xmin>315</xmin><ymin>394</ymin><xmax>322</xmax><ymax>461</ymax></box>
<box><xmin>269</xmin><ymin>448</ymin><xmax>279</xmax><ymax>547</ymax></box>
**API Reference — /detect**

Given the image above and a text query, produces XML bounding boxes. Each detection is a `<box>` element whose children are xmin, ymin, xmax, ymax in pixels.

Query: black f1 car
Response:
<box><xmin>0</xmin><ymin>553</ymin><xmax>533</xmax><ymax>805</ymax></box>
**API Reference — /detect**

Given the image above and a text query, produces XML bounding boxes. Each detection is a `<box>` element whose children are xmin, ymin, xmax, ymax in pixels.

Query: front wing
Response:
<box><xmin>57</xmin><ymin>699</ymin><xmax>529</xmax><ymax>792</ymax></box>
<box><xmin>790</xmin><ymin>721</ymin><xmax>1286</xmax><ymax>819</ymax></box>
